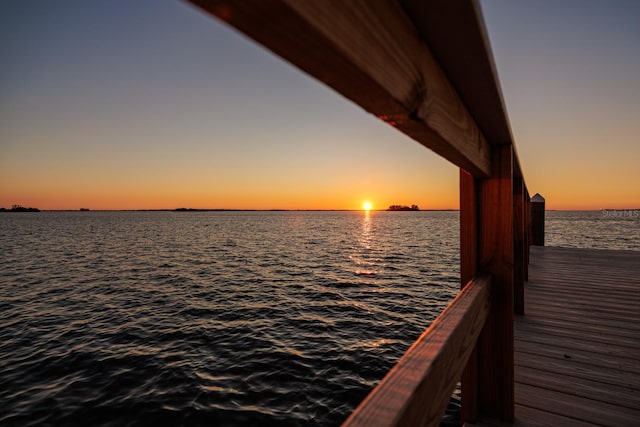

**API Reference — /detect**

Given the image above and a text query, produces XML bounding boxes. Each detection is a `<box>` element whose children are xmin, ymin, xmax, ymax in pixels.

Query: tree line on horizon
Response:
<box><xmin>387</xmin><ymin>204</ymin><xmax>420</xmax><ymax>211</ymax></box>
<box><xmin>0</xmin><ymin>204</ymin><xmax>40</xmax><ymax>212</ymax></box>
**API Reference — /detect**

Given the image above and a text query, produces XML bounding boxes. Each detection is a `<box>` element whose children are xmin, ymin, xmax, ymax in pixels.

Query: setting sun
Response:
<box><xmin>363</xmin><ymin>201</ymin><xmax>372</xmax><ymax>211</ymax></box>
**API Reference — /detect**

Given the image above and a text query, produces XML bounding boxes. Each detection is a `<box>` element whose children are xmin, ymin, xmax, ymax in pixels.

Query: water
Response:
<box><xmin>546</xmin><ymin>210</ymin><xmax>640</xmax><ymax>250</ymax></box>
<box><xmin>1</xmin><ymin>211</ymin><xmax>460</xmax><ymax>426</ymax></box>
<box><xmin>1</xmin><ymin>210</ymin><xmax>637</xmax><ymax>426</ymax></box>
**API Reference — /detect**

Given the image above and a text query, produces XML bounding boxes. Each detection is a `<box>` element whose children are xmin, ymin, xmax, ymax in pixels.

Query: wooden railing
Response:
<box><xmin>342</xmin><ymin>274</ymin><xmax>491</xmax><ymax>426</ymax></box>
<box><xmin>186</xmin><ymin>0</ymin><xmax>539</xmax><ymax>425</ymax></box>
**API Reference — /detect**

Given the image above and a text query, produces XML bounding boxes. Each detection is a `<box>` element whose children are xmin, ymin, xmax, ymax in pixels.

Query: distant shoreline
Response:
<box><xmin>2</xmin><ymin>208</ymin><xmax>460</xmax><ymax>213</ymax></box>
<box><xmin>0</xmin><ymin>206</ymin><xmax>40</xmax><ymax>212</ymax></box>
<box><xmin>3</xmin><ymin>208</ymin><xmax>636</xmax><ymax>213</ymax></box>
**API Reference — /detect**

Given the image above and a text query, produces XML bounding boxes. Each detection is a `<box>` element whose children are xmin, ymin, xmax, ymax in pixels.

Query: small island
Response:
<box><xmin>0</xmin><ymin>204</ymin><xmax>40</xmax><ymax>212</ymax></box>
<box><xmin>387</xmin><ymin>204</ymin><xmax>420</xmax><ymax>211</ymax></box>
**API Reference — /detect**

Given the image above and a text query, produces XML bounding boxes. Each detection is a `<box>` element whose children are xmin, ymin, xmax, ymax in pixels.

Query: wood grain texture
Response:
<box><xmin>468</xmin><ymin>405</ymin><xmax>599</xmax><ymax>427</ymax></box>
<box><xmin>512</xmin><ymin>177</ymin><xmax>524</xmax><ymax>315</ymax></box>
<box><xmin>515</xmin><ymin>383</ymin><xmax>639</xmax><ymax>426</ymax></box>
<box><xmin>511</xmin><ymin>246</ymin><xmax>640</xmax><ymax>426</ymax></box>
<box><xmin>523</xmin><ymin>190</ymin><xmax>530</xmax><ymax>280</ymax></box>
<box><xmin>476</xmin><ymin>144</ymin><xmax>514</xmax><ymax>421</ymax></box>
<box><xmin>187</xmin><ymin>0</ymin><xmax>491</xmax><ymax>176</ymax></box>
<box><xmin>399</xmin><ymin>0</ymin><xmax>514</xmax><ymax>147</ymax></box>
<box><xmin>460</xmin><ymin>169</ymin><xmax>479</xmax><ymax>422</ymax></box>
<box><xmin>467</xmin><ymin>246</ymin><xmax>640</xmax><ymax>427</ymax></box>
<box><xmin>460</xmin><ymin>170</ymin><xmax>478</xmax><ymax>288</ymax></box>
<box><xmin>342</xmin><ymin>275</ymin><xmax>491</xmax><ymax>427</ymax></box>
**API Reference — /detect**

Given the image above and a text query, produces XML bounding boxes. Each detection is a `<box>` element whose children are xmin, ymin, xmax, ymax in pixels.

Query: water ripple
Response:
<box><xmin>1</xmin><ymin>211</ymin><xmax>461</xmax><ymax>426</ymax></box>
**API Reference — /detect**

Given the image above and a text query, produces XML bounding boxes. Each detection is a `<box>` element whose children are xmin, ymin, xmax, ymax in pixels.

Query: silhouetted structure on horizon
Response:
<box><xmin>387</xmin><ymin>204</ymin><xmax>420</xmax><ymax>211</ymax></box>
<box><xmin>0</xmin><ymin>205</ymin><xmax>40</xmax><ymax>212</ymax></box>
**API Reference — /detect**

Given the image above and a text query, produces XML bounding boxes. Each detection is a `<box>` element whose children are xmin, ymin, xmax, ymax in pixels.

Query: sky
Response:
<box><xmin>1</xmin><ymin>0</ymin><xmax>639</xmax><ymax>211</ymax></box>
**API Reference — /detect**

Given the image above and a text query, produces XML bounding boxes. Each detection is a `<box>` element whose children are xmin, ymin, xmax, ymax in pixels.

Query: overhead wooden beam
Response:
<box><xmin>187</xmin><ymin>0</ymin><xmax>492</xmax><ymax>177</ymax></box>
<box><xmin>400</xmin><ymin>0</ymin><xmax>512</xmax><ymax>147</ymax></box>
<box><xmin>400</xmin><ymin>0</ymin><xmax>527</xmax><ymax>181</ymax></box>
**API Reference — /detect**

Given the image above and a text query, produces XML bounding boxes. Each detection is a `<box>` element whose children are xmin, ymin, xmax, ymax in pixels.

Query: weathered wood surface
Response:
<box><xmin>458</xmin><ymin>145</ymin><xmax>515</xmax><ymax>423</ymax></box>
<box><xmin>460</xmin><ymin>169</ymin><xmax>480</xmax><ymax>421</ymax></box>
<box><xmin>475</xmin><ymin>144</ymin><xmax>514</xmax><ymax>421</ymax></box>
<box><xmin>342</xmin><ymin>275</ymin><xmax>491</xmax><ymax>427</ymax></box>
<box><xmin>467</xmin><ymin>246</ymin><xmax>640</xmax><ymax>426</ymax></box>
<box><xmin>187</xmin><ymin>0</ymin><xmax>492</xmax><ymax>176</ymax></box>
<box><xmin>400</xmin><ymin>0</ymin><xmax>525</xmax><ymax>181</ymax></box>
<box><xmin>513</xmin><ymin>177</ymin><xmax>524</xmax><ymax>315</ymax></box>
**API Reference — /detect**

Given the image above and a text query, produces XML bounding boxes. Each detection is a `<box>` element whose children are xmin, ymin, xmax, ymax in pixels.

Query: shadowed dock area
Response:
<box><xmin>472</xmin><ymin>246</ymin><xmax>640</xmax><ymax>426</ymax></box>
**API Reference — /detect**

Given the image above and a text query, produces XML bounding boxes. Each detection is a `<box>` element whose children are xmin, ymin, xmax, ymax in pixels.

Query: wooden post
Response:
<box><xmin>524</xmin><ymin>190</ymin><xmax>530</xmax><ymax>280</ymax></box>
<box><xmin>460</xmin><ymin>169</ymin><xmax>478</xmax><ymax>422</ymax></box>
<box><xmin>530</xmin><ymin>193</ymin><xmax>545</xmax><ymax>246</ymax></box>
<box><xmin>513</xmin><ymin>177</ymin><xmax>525</xmax><ymax>315</ymax></box>
<box><xmin>477</xmin><ymin>144</ymin><xmax>515</xmax><ymax>420</ymax></box>
<box><xmin>460</xmin><ymin>144</ymin><xmax>515</xmax><ymax>422</ymax></box>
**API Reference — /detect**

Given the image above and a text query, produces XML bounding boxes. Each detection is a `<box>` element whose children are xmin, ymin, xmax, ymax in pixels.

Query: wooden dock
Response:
<box><xmin>470</xmin><ymin>246</ymin><xmax>640</xmax><ymax>426</ymax></box>
<box><xmin>186</xmin><ymin>2</ymin><xmax>638</xmax><ymax>424</ymax></box>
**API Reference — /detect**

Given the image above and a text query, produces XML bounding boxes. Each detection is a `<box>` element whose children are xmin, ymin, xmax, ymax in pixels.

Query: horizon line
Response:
<box><xmin>3</xmin><ymin>208</ymin><xmax>637</xmax><ymax>212</ymax></box>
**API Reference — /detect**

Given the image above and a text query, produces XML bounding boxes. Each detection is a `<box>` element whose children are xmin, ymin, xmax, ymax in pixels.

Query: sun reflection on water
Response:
<box><xmin>350</xmin><ymin>210</ymin><xmax>377</xmax><ymax>277</ymax></box>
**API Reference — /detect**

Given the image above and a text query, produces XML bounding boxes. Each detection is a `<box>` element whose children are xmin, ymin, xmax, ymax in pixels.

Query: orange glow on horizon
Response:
<box><xmin>2</xmin><ymin>177</ymin><xmax>638</xmax><ymax>211</ymax></box>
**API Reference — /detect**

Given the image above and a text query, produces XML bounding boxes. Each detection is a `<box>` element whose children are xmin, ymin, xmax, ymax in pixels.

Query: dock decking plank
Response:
<box><xmin>514</xmin><ymin>330</ymin><xmax>639</xmax><ymax>360</ymax></box>
<box><xmin>515</xmin><ymin>247</ymin><xmax>640</xmax><ymax>425</ymax></box>
<box><xmin>514</xmin><ymin>351</ymin><xmax>640</xmax><ymax>391</ymax></box>
<box><xmin>522</xmin><ymin>304</ymin><xmax>638</xmax><ymax>331</ymax></box>
<box><xmin>516</xmin><ymin>365</ymin><xmax>640</xmax><ymax>410</ymax></box>
<box><xmin>523</xmin><ymin>303</ymin><xmax>640</xmax><ymax>325</ymax></box>
<box><xmin>515</xmin><ymin>313</ymin><xmax>640</xmax><ymax>340</ymax></box>
<box><xmin>466</xmin><ymin>246</ymin><xmax>640</xmax><ymax>426</ymax></box>
<box><xmin>515</xmin><ymin>321</ymin><xmax>640</xmax><ymax>348</ymax></box>
<box><xmin>515</xmin><ymin>382</ymin><xmax>640</xmax><ymax>425</ymax></box>
<box><xmin>514</xmin><ymin>339</ymin><xmax>640</xmax><ymax>375</ymax></box>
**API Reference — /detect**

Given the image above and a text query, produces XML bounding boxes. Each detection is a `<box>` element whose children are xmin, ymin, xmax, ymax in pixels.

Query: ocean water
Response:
<box><xmin>2</xmin><ymin>210</ymin><xmax>637</xmax><ymax>427</ymax></box>
<box><xmin>545</xmin><ymin>210</ymin><xmax>640</xmax><ymax>250</ymax></box>
<box><xmin>1</xmin><ymin>211</ymin><xmax>460</xmax><ymax>426</ymax></box>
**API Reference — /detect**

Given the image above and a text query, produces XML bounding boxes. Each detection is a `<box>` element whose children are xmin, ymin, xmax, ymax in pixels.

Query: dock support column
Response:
<box><xmin>460</xmin><ymin>144</ymin><xmax>515</xmax><ymax>422</ymax></box>
<box><xmin>530</xmin><ymin>193</ymin><xmax>545</xmax><ymax>246</ymax></box>
<box><xmin>460</xmin><ymin>169</ymin><xmax>479</xmax><ymax>422</ymax></box>
<box><xmin>524</xmin><ymin>191</ymin><xmax>530</xmax><ymax>280</ymax></box>
<box><xmin>514</xmin><ymin>177</ymin><xmax>525</xmax><ymax>315</ymax></box>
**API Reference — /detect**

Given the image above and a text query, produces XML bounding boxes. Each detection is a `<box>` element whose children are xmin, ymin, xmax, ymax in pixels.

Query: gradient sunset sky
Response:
<box><xmin>1</xmin><ymin>0</ymin><xmax>639</xmax><ymax>210</ymax></box>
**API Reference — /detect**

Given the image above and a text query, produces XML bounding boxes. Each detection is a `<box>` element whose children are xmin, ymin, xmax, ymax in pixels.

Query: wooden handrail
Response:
<box><xmin>342</xmin><ymin>274</ymin><xmax>492</xmax><ymax>427</ymax></box>
<box><xmin>187</xmin><ymin>0</ymin><xmax>491</xmax><ymax>177</ymax></box>
<box><xmin>186</xmin><ymin>0</ymin><xmax>533</xmax><ymax>423</ymax></box>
